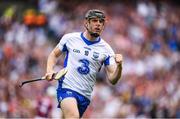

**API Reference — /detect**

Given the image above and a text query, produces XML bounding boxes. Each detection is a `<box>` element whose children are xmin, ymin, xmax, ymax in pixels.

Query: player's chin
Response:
<box><xmin>94</xmin><ymin>31</ymin><xmax>101</xmax><ymax>36</ymax></box>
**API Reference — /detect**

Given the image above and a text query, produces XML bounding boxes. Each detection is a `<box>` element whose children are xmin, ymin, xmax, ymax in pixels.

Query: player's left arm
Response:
<box><xmin>105</xmin><ymin>54</ymin><xmax>123</xmax><ymax>85</ymax></box>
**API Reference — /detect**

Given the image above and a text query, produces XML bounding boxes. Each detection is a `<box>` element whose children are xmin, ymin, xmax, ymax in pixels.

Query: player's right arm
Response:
<box><xmin>45</xmin><ymin>34</ymin><xmax>69</xmax><ymax>80</ymax></box>
<box><xmin>45</xmin><ymin>45</ymin><xmax>62</xmax><ymax>80</ymax></box>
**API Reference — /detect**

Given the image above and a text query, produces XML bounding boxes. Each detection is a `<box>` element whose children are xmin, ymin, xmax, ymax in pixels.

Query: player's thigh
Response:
<box><xmin>60</xmin><ymin>97</ymin><xmax>79</xmax><ymax>118</ymax></box>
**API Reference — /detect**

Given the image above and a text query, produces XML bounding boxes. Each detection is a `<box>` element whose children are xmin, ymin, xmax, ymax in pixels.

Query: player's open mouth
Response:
<box><xmin>95</xmin><ymin>28</ymin><xmax>100</xmax><ymax>32</ymax></box>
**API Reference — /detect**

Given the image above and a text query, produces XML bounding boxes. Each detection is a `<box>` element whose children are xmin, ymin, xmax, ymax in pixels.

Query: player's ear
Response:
<box><xmin>84</xmin><ymin>20</ymin><xmax>88</xmax><ymax>28</ymax></box>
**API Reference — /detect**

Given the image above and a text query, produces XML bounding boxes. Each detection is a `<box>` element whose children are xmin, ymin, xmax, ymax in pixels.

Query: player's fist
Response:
<box><xmin>115</xmin><ymin>54</ymin><xmax>123</xmax><ymax>65</ymax></box>
<box><xmin>45</xmin><ymin>72</ymin><xmax>55</xmax><ymax>81</ymax></box>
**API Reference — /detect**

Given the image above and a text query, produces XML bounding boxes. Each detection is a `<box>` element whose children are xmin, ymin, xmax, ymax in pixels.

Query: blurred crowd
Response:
<box><xmin>0</xmin><ymin>0</ymin><xmax>180</xmax><ymax>118</ymax></box>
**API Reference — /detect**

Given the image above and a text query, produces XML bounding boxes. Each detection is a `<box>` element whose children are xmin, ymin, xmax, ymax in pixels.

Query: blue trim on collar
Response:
<box><xmin>80</xmin><ymin>33</ymin><xmax>101</xmax><ymax>45</ymax></box>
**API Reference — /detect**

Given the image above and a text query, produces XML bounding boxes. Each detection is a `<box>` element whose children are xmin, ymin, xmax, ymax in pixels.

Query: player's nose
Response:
<box><xmin>97</xmin><ymin>20</ymin><xmax>101</xmax><ymax>25</ymax></box>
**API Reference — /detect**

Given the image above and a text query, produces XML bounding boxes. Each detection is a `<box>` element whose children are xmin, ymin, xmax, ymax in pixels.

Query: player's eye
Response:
<box><xmin>90</xmin><ymin>18</ymin><xmax>104</xmax><ymax>25</ymax></box>
<box><xmin>91</xmin><ymin>19</ymin><xmax>98</xmax><ymax>22</ymax></box>
<box><xmin>99</xmin><ymin>19</ymin><xmax>105</xmax><ymax>23</ymax></box>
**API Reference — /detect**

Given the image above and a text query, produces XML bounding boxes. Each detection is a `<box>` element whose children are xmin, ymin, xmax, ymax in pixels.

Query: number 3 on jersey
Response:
<box><xmin>77</xmin><ymin>59</ymin><xmax>90</xmax><ymax>75</ymax></box>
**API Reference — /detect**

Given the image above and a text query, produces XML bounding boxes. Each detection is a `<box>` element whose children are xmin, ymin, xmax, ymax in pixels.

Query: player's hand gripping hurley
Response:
<box><xmin>19</xmin><ymin>68</ymin><xmax>68</xmax><ymax>87</ymax></box>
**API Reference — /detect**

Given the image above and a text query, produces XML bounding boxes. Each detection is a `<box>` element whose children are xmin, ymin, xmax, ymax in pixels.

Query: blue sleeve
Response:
<box><xmin>103</xmin><ymin>56</ymin><xmax>110</xmax><ymax>66</ymax></box>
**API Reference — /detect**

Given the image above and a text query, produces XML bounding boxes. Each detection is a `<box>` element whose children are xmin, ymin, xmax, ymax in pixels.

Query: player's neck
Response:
<box><xmin>84</xmin><ymin>31</ymin><xmax>98</xmax><ymax>41</ymax></box>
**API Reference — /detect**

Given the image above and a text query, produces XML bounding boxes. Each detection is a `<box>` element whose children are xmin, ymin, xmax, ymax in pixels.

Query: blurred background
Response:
<box><xmin>0</xmin><ymin>0</ymin><xmax>180</xmax><ymax>118</ymax></box>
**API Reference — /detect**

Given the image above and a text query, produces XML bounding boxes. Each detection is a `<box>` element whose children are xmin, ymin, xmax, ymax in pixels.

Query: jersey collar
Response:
<box><xmin>81</xmin><ymin>32</ymin><xmax>101</xmax><ymax>45</ymax></box>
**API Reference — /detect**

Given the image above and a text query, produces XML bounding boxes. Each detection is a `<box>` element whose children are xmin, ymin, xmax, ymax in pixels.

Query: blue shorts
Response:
<box><xmin>56</xmin><ymin>88</ymin><xmax>90</xmax><ymax>117</ymax></box>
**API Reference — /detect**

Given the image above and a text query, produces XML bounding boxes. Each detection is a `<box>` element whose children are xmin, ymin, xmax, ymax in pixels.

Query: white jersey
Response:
<box><xmin>57</xmin><ymin>32</ymin><xmax>115</xmax><ymax>99</ymax></box>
